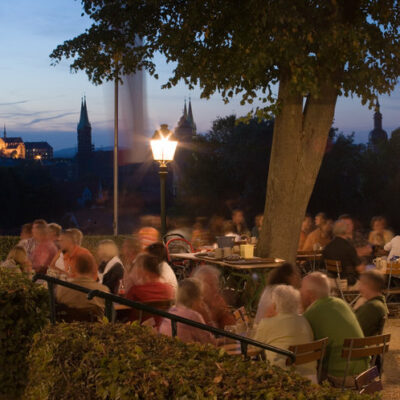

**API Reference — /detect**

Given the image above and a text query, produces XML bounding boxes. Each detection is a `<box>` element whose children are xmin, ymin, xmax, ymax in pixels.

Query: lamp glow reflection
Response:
<box><xmin>150</xmin><ymin>124</ymin><xmax>178</xmax><ymax>237</ymax></box>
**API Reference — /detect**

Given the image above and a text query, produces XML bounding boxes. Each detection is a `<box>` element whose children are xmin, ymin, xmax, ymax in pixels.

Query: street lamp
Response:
<box><xmin>150</xmin><ymin>124</ymin><xmax>178</xmax><ymax>237</ymax></box>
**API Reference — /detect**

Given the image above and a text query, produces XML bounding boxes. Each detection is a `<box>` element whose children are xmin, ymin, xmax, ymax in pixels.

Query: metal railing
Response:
<box><xmin>33</xmin><ymin>273</ymin><xmax>295</xmax><ymax>361</ymax></box>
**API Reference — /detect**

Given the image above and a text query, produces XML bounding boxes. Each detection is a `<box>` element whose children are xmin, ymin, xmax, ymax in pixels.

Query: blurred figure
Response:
<box><xmin>121</xmin><ymin>236</ymin><xmax>141</xmax><ymax>267</ymax></box>
<box><xmin>323</xmin><ymin>220</ymin><xmax>365</xmax><ymax>288</ymax></box>
<box><xmin>1</xmin><ymin>246</ymin><xmax>31</xmax><ymax>274</ymax></box>
<box><xmin>69</xmin><ymin>228</ymin><xmax>84</xmax><ymax>246</ymax></box>
<box><xmin>384</xmin><ymin>234</ymin><xmax>400</xmax><ymax>260</ymax></box>
<box><xmin>298</xmin><ymin>215</ymin><xmax>313</xmax><ymax>251</ymax></box>
<box><xmin>159</xmin><ymin>278</ymin><xmax>216</xmax><ymax>345</ymax></box>
<box><xmin>251</xmin><ymin>214</ymin><xmax>264</xmax><ymax>239</ymax></box>
<box><xmin>209</xmin><ymin>215</ymin><xmax>225</xmax><ymax>242</ymax></box>
<box><xmin>339</xmin><ymin>214</ymin><xmax>372</xmax><ymax>258</ymax></box>
<box><xmin>126</xmin><ymin>254</ymin><xmax>175</xmax><ymax>324</ymax></box>
<box><xmin>253</xmin><ymin>285</ymin><xmax>316</xmax><ymax>383</ymax></box>
<box><xmin>30</xmin><ymin>220</ymin><xmax>58</xmax><ymax>274</ymax></box>
<box><xmin>302</xmin><ymin>218</ymin><xmax>333</xmax><ymax>252</ymax></box>
<box><xmin>48</xmin><ymin>223</ymin><xmax>62</xmax><ymax>246</ymax></box>
<box><xmin>167</xmin><ymin>216</ymin><xmax>192</xmax><ymax>241</ymax></box>
<box><xmin>314</xmin><ymin>212</ymin><xmax>327</xmax><ymax>228</ymax></box>
<box><xmin>222</xmin><ymin>220</ymin><xmax>240</xmax><ymax>242</ymax></box>
<box><xmin>20</xmin><ymin>223</ymin><xmax>33</xmax><ymax>240</ymax></box>
<box><xmin>368</xmin><ymin>216</ymin><xmax>393</xmax><ymax>247</ymax></box>
<box><xmin>56</xmin><ymin>253</ymin><xmax>109</xmax><ymax>313</ymax></box>
<box><xmin>60</xmin><ymin>230</ymin><xmax>98</xmax><ymax>280</ymax></box>
<box><xmin>97</xmin><ymin>240</ymin><xmax>124</xmax><ymax>294</ymax></box>
<box><xmin>191</xmin><ymin>217</ymin><xmax>210</xmax><ymax>248</ymax></box>
<box><xmin>146</xmin><ymin>242</ymin><xmax>178</xmax><ymax>295</ymax></box>
<box><xmin>137</xmin><ymin>216</ymin><xmax>160</xmax><ymax>250</ymax></box>
<box><xmin>191</xmin><ymin>265</ymin><xmax>235</xmax><ymax>329</ymax></box>
<box><xmin>355</xmin><ymin>270</ymin><xmax>388</xmax><ymax>337</ymax></box>
<box><xmin>255</xmin><ymin>263</ymin><xmax>301</xmax><ymax>325</ymax></box>
<box><xmin>232</xmin><ymin>209</ymin><xmax>250</xmax><ymax>237</ymax></box>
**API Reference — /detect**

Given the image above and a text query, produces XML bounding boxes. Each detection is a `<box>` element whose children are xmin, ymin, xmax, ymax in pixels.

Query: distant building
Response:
<box><xmin>0</xmin><ymin>126</ymin><xmax>25</xmax><ymax>159</ymax></box>
<box><xmin>368</xmin><ymin>100</ymin><xmax>388</xmax><ymax>151</ymax></box>
<box><xmin>77</xmin><ymin>96</ymin><xmax>93</xmax><ymax>160</ymax></box>
<box><xmin>175</xmin><ymin>98</ymin><xmax>197</xmax><ymax>141</ymax></box>
<box><xmin>25</xmin><ymin>142</ymin><xmax>53</xmax><ymax>160</ymax></box>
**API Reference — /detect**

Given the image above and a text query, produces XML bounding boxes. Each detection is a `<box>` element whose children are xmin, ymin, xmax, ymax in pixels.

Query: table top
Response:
<box><xmin>170</xmin><ymin>252</ymin><xmax>284</xmax><ymax>270</ymax></box>
<box><xmin>218</xmin><ymin>341</ymin><xmax>263</xmax><ymax>357</ymax></box>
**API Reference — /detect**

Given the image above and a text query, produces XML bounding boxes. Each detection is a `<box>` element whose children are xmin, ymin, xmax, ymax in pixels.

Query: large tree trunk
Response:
<box><xmin>257</xmin><ymin>78</ymin><xmax>338</xmax><ymax>264</ymax></box>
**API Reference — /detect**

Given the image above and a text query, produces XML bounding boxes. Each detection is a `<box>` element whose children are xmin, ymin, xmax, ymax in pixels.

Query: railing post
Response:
<box><xmin>171</xmin><ymin>320</ymin><xmax>177</xmax><ymax>337</ymax></box>
<box><xmin>105</xmin><ymin>298</ymin><xmax>113</xmax><ymax>322</ymax></box>
<box><xmin>48</xmin><ymin>281</ymin><xmax>56</xmax><ymax>324</ymax></box>
<box><xmin>240</xmin><ymin>341</ymin><xmax>248</xmax><ymax>357</ymax></box>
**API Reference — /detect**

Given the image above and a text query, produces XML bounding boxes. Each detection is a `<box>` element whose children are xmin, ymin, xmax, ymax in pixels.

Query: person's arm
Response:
<box><xmin>384</xmin><ymin>239</ymin><xmax>393</xmax><ymax>252</ymax></box>
<box><xmin>102</xmin><ymin>264</ymin><xmax>124</xmax><ymax>294</ymax></box>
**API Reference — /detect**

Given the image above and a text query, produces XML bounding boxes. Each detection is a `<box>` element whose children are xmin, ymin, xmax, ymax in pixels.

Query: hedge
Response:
<box><xmin>25</xmin><ymin>322</ymin><xmax>379</xmax><ymax>400</ymax></box>
<box><xmin>0</xmin><ymin>235</ymin><xmax>130</xmax><ymax>261</ymax></box>
<box><xmin>0</xmin><ymin>270</ymin><xmax>49</xmax><ymax>399</ymax></box>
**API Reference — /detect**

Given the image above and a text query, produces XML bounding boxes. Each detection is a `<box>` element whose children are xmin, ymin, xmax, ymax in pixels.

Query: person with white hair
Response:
<box><xmin>322</xmin><ymin>219</ymin><xmax>364</xmax><ymax>287</ymax></box>
<box><xmin>301</xmin><ymin>272</ymin><xmax>368</xmax><ymax>387</ymax></box>
<box><xmin>252</xmin><ymin>285</ymin><xmax>317</xmax><ymax>382</ymax></box>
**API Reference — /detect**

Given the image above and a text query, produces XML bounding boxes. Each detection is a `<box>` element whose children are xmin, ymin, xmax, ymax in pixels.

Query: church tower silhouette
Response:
<box><xmin>77</xmin><ymin>96</ymin><xmax>93</xmax><ymax>160</ymax></box>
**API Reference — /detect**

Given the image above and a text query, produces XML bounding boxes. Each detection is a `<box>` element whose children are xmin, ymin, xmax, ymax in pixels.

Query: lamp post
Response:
<box><xmin>150</xmin><ymin>124</ymin><xmax>178</xmax><ymax>237</ymax></box>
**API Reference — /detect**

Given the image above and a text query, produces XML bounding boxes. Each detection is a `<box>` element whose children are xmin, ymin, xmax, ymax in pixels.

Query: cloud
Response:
<box><xmin>25</xmin><ymin>112</ymin><xmax>76</xmax><ymax>126</ymax></box>
<box><xmin>0</xmin><ymin>100</ymin><xmax>29</xmax><ymax>106</ymax></box>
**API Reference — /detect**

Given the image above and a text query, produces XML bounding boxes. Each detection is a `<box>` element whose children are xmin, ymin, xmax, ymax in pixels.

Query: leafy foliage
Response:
<box><xmin>0</xmin><ymin>236</ymin><xmax>19</xmax><ymax>262</ymax></box>
<box><xmin>51</xmin><ymin>1</ymin><xmax>400</xmax><ymax>113</ymax></box>
<box><xmin>25</xmin><ymin>322</ymin><xmax>378</xmax><ymax>400</ymax></box>
<box><xmin>0</xmin><ymin>270</ymin><xmax>49</xmax><ymax>398</ymax></box>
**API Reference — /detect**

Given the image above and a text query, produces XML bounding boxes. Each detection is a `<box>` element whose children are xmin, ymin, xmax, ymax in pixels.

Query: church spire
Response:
<box><xmin>374</xmin><ymin>99</ymin><xmax>382</xmax><ymax>130</ymax></box>
<box><xmin>183</xmin><ymin>98</ymin><xmax>188</xmax><ymax>118</ymax></box>
<box><xmin>78</xmin><ymin>96</ymin><xmax>91</xmax><ymax>130</ymax></box>
<box><xmin>3</xmin><ymin>124</ymin><xmax>6</xmax><ymax>139</ymax></box>
<box><xmin>187</xmin><ymin>97</ymin><xmax>196</xmax><ymax>133</ymax></box>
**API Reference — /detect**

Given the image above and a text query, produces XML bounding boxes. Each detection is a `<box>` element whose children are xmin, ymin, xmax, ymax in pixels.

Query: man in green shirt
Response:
<box><xmin>355</xmin><ymin>270</ymin><xmax>388</xmax><ymax>337</ymax></box>
<box><xmin>301</xmin><ymin>272</ymin><xmax>369</xmax><ymax>387</ymax></box>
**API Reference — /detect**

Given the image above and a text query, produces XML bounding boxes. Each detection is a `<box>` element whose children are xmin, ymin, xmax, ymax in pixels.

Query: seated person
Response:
<box><xmin>253</xmin><ymin>285</ymin><xmax>316</xmax><ymax>383</ymax></box>
<box><xmin>302</xmin><ymin>218</ymin><xmax>333</xmax><ymax>252</ymax></box>
<box><xmin>222</xmin><ymin>220</ymin><xmax>241</xmax><ymax>242</ymax></box>
<box><xmin>97</xmin><ymin>240</ymin><xmax>124</xmax><ymax>294</ymax></box>
<box><xmin>355</xmin><ymin>270</ymin><xmax>388</xmax><ymax>337</ymax></box>
<box><xmin>298</xmin><ymin>215</ymin><xmax>313</xmax><ymax>251</ymax></box>
<box><xmin>301</xmin><ymin>272</ymin><xmax>368</xmax><ymax>387</ymax></box>
<box><xmin>368</xmin><ymin>216</ymin><xmax>393</xmax><ymax>248</ymax></box>
<box><xmin>323</xmin><ymin>220</ymin><xmax>364</xmax><ymax>287</ymax></box>
<box><xmin>126</xmin><ymin>254</ymin><xmax>175</xmax><ymax>323</ymax></box>
<box><xmin>1</xmin><ymin>245</ymin><xmax>32</xmax><ymax>274</ymax></box>
<box><xmin>191</xmin><ymin>265</ymin><xmax>235</xmax><ymax>329</ymax></box>
<box><xmin>254</xmin><ymin>263</ymin><xmax>301</xmax><ymax>325</ymax></box>
<box><xmin>146</xmin><ymin>242</ymin><xmax>178</xmax><ymax>295</ymax></box>
<box><xmin>384</xmin><ymin>235</ymin><xmax>400</xmax><ymax>261</ymax></box>
<box><xmin>56</xmin><ymin>253</ymin><xmax>109</xmax><ymax>313</ymax></box>
<box><xmin>159</xmin><ymin>278</ymin><xmax>216</xmax><ymax>345</ymax></box>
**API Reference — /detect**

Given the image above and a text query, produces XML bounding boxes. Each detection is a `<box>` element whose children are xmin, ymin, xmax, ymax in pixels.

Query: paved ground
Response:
<box><xmin>382</xmin><ymin>318</ymin><xmax>400</xmax><ymax>399</ymax></box>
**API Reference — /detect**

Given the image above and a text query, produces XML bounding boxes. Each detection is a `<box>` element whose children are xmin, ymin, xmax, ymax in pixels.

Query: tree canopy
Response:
<box><xmin>52</xmin><ymin>0</ymin><xmax>400</xmax><ymax>114</ymax></box>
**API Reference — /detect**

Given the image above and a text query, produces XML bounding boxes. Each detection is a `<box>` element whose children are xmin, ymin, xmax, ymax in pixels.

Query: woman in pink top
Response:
<box><xmin>159</xmin><ymin>278</ymin><xmax>216</xmax><ymax>345</ymax></box>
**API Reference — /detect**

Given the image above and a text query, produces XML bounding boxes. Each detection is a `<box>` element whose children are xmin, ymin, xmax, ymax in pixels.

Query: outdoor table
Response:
<box><xmin>219</xmin><ymin>341</ymin><xmax>263</xmax><ymax>358</ymax></box>
<box><xmin>296</xmin><ymin>251</ymin><xmax>323</xmax><ymax>272</ymax></box>
<box><xmin>170</xmin><ymin>252</ymin><xmax>284</xmax><ymax>313</ymax></box>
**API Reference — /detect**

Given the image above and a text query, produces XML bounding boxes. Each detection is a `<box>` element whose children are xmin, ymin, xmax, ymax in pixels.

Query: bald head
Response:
<box><xmin>300</xmin><ymin>272</ymin><xmax>330</xmax><ymax>310</ymax></box>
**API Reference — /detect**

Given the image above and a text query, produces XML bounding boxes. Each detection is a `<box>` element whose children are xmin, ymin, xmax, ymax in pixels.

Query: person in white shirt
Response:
<box><xmin>252</xmin><ymin>285</ymin><xmax>317</xmax><ymax>383</ymax></box>
<box><xmin>145</xmin><ymin>242</ymin><xmax>178</xmax><ymax>295</ymax></box>
<box><xmin>384</xmin><ymin>235</ymin><xmax>400</xmax><ymax>261</ymax></box>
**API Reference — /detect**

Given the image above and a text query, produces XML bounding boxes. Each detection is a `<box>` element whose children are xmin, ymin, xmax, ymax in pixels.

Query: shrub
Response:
<box><xmin>0</xmin><ymin>236</ymin><xmax>19</xmax><ymax>261</ymax></box>
<box><xmin>25</xmin><ymin>322</ymin><xmax>378</xmax><ymax>400</ymax></box>
<box><xmin>0</xmin><ymin>270</ymin><xmax>49</xmax><ymax>399</ymax></box>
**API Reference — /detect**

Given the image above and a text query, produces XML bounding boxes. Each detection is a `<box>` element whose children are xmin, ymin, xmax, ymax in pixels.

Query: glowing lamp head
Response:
<box><xmin>150</xmin><ymin>124</ymin><xmax>178</xmax><ymax>166</ymax></box>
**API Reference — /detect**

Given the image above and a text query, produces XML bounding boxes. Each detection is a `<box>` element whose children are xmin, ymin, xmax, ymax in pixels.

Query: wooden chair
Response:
<box><xmin>355</xmin><ymin>366</ymin><xmax>383</xmax><ymax>394</ymax></box>
<box><xmin>382</xmin><ymin>262</ymin><xmax>400</xmax><ymax>302</ymax></box>
<box><xmin>341</xmin><ymin>334</ymin><xmax>390</xmax><ymax>390</ymax></box>
<box><xmin>325</xmin><ymin>259</ymin><xmax>360</xmax><ymax>306</ymax></box>
<box><xmin>286</xmin><ymin>337</ymin><xmax>329</xmax><ymax>383</ymax></box>
<box><xmin>55</xmin><ymin>303</ymin><xmax>104</xmax><ymax>322</ymax></box>
<box><xmin>233</xmin><ymin>306</ymin><xmax>250</xmax><ymax>329</ymax></box>
<box><xmin>297</xmin><ymin>250</ymin><xmax>323</xmax><ymax>272</ymax></box>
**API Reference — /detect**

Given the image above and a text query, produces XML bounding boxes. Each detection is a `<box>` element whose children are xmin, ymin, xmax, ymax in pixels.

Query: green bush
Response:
<box><xmin>0</xmin><ymin>235</ymin><xmax>130</xmax><ymax>262</ymax></box>
<box><xmin>25</xmin><ymin>322</ymin><xmax>378</xmax><ymax>400</ymax></box>
<box><xmin>0</xmin><ymin>270</ymin><xmax>49</xmax><ymax>399</ymax></box>
<box><xmin>0</xmin><ymin>236</ymin><xmax>19</xmax><ymax>261</ymax></box>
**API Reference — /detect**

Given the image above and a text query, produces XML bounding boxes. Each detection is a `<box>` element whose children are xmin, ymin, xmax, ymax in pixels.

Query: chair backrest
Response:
<box><xmin>355</xmin><ymin>366</ymin><xmax>383</xmax><ymax>394</ymax></box>
<box><xmin>56</xmin><ymin>303</ymin><xmax>103</xmax><ymax>322</ymax></box>
<box><xmin>165</xmin><ymin>238</ymin><xmax>194</xmax><ymax>261</ymax></box>
<box><xmin>286</xmin><ymin>337</ymin><xmax>329</xmax><ymax>383</ymax></box>
<box><xmin>342</xmin><ymin>334</ymin><xmax>391</xmax><ymax>360</ymax></box>
<box><xmin>325</xmin><ymin>259</ymin><xmax>342</xmax><ymax>273</ymax></box>
<box><xmin>233</xmin><ymin>306</ymin><xmax>250</xmax><ymax>326</ymax></box>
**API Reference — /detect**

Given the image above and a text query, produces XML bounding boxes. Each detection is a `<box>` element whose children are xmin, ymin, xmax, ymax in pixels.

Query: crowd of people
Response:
<box><xmin>0</xmin><ymin>210</ymin><xmax>393</xmax><ymax>389</ymax></box>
